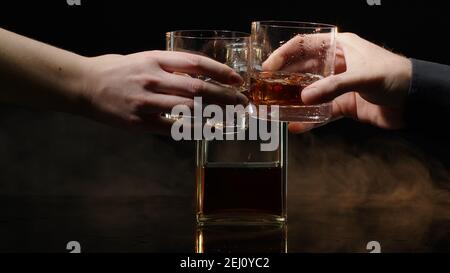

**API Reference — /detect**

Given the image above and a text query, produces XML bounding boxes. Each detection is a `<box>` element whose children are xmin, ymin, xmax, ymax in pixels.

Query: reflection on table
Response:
<box><xmin>196</xmin><ymin>224</ymin><xmax>287</xmax><ymax>253</ymax></box>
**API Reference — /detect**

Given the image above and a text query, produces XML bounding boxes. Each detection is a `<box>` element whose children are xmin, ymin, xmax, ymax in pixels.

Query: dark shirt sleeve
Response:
<box><xmin>406</xmin><ymin>59</ymin><xmax>450</xmax><ymax>129</ymax></box>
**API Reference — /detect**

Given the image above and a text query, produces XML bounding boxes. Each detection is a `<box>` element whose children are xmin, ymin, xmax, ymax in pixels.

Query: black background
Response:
<box><xmin>1</xmin><ymin>0</ymin><xmax>450</xmax><ymax>253</ymax></box>
<box><xmin>1</xmin><ymin>0</ymin><xmax>449</xmax><ymax>63</ymax></box>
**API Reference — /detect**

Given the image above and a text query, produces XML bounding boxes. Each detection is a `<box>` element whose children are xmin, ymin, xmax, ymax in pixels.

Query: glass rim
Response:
<box><xmin>166</xmin><ymin>30</ymin><xmax>250</xmax><ymax>40</ymax></box>
<box><xmin>252</xmin><ymin>21</ymin><xmax>337</xmax><ymax>30</ymax></box>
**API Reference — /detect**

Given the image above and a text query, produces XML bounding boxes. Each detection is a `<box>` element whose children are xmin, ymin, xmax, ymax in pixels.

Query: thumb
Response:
<box><xmin>301</xmin><ymin>72</ymin><xmax>363</xmax><ymax>105</ymax></box>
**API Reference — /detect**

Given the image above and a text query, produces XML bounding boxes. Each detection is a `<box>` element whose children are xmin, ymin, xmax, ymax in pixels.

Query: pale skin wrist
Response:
<box><xmin>1</xmin><ymin>27</ymin><xmax>246</xmax><ymax>134</ymax></box>
<box><xmin>0</xmin><ymin>27</ymin><xmax>91</xmax><ymax>114</ymax></box>
<box><xmin>384</xmin><ymin>55</ymin><xmax>412</xmax><ymax>107</ymax></box>
<box><xmin>49</xmin><ymin>54</ymin><xmax>94</xmax><ymax>115</ymax></box>
<box><xmin>397</xmin><ymin>57</ymin><xmax>412</xmax><ymax>93</ymax></box>
<box><xmin>68</xmin><ymin>55</ymin><xmax>101</xmax><ymax>116</ymax></box>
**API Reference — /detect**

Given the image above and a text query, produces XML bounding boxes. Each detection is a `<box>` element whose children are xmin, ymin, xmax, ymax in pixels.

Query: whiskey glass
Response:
<box><xmin>165</xmin><ymin>30</ymin><xmax>250</xmax><ymax>129</ymax></box>
<box><xmin>250</xmin><ymin>21</ymin><xmax>337</xmax><ymax>122</ymax></box>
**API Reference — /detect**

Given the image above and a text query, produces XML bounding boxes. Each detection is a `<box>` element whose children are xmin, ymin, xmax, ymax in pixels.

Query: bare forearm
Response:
<box><xmin>0</xmin><ymin>28</ymin><xmax>246</xmax><ymax>134</ymax></box>
<box><xmin>0</xmin><ymin>27</ymin><xmax>88</xmax><ymax>113</ymax></box>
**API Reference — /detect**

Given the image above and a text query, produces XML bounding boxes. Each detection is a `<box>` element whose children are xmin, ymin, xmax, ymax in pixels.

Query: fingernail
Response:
<box><xmin>236</xmin><ymin>92</ymin><xmax>249</xmax><ymax>105</ymax></box>
<box><xmin>230</xmin><ymin>72</ymin><xmax>244</xmax><ymax>84</ymax></box>
<box><xmin>302</xmin><ymin>87</ymin><xmax>317</xmax><ymax>103</ymax></box>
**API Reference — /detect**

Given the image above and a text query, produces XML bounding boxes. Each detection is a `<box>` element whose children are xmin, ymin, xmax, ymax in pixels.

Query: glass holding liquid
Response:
<box><xmin>250</xmin><ymin>21</ymin><xmax>337</xmax><ymax>122</ymax></box>
<box><xmin>165</xmin><ymin>30</ymin><xmax>249</xmax><ymax>128</ymax></box>
<box><xmin>196</xmin><ymin>121</ymin><xmax>288</xmax><ymax>225</ymax></box>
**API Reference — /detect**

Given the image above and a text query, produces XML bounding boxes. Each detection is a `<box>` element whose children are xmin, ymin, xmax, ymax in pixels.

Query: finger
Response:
<box><xmin>153</xmin><ymin>72</ymin><xmax>248</xmax><ymax>106</ymax></box>
<box><xmin>262</xmin><ymin>33</ymin><xmax>333</xmax><ymax>72</ymax></box>
<box><xmin>288</xmin><ymin>117</ymin><xmax>343</xmax><ymax>134</ymax></box>
<box><xmin>264</xmin><ymin>36</ymin><xmax>347</xmax><ymax>74</ymax></box>
<box><xmin>262</xmin><ymin>35</ymin><xmax>305</xmax><ymax>71</ymax></box>
<box><xmin>265</xmin><ymin>47</ymin><xmax>346</xmax><ymax>75</ymax></box>
<box><xmin>301</xmin><ymin>72</ymin><xmax>364</xmax><ymax>105</ymax></box>
<box><xmin>288</xmin><ymin>99</ymin><xmax>347</xmax><ymax>134</ymax></box>
<box><xmin>137</xmin><ymin>95</ymin><xmax>203</xmax><ymax>135</ymax></box>
<box><xmin>136</xmin><ymin>93</ymin><xmax>195</xmax><ymax>114</ymax></box>
<box><xmin>138</xmin><ymin>114</ymin><xmax>176</xmax><ymax>136</ymax></box>
<box><xmin>155</xmin><ymin>51</ymin><xmax>243</xmax><ymax>84</ymax></box>
<box><xmin>335</xmin><ymin>46</ymin><xmax>347</xmax><ymax>74</ymax></box>
<box><xmin>332</xmin><ymin>92</ymin><xmax>358</xmax><ymax>120</ymax></box>
<box><xmin>268</xmin><ymin>59</ymin><xmax>324</xmax><ymax>74</ymax></box>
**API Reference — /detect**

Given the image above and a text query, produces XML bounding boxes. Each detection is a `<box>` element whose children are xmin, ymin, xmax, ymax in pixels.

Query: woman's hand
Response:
<box><xmin>0</xmin><ymin>28</ymin><xmax>247</xmax><ymax>134</ymax></box>
<box><xmin>80</xmin><ymin>51</ymin><xmax>247</xmax><ymax>134</ymax></box>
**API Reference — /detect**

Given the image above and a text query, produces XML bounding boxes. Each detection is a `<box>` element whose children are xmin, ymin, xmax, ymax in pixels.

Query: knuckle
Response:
<box><xmin>186</xmin><ymin>54</ymin><xmax>202</xmax><ymax>70</ymax></box>
<box><xmin>184</xmin><ymin>99</ymin><xmax>195</xmax><ymax>109</ymax></box>
<box><xmin>223</xmin><ymin>67</ymin><xmax>236</xmax><ymax>79</ymax></box>
<box><xmin>146</xmin><ymin>50</ymin><xmax>164</xmax><ymax>58</ymax></box>
<box><xmin>123</xmin><ymin>94</ymin><xmax>136</xmax><ymax>107</ymax></box>
<box><xmin>124</xmin><ymin>114</ymin><xmax>142</xmax><ymax>127</ymax></box>
<box><xmin>142</xmin><ymin>51</ymin><xmax>159</xmax><ymax>64</ymax></box>
<box><xmin>142</xmin><ymin>75</ymin><xmax>161</xmax><ymax>89</ymax></box>
<box><xmin>131</xmin><ymin>97</ymin><xmax>148</xmax><ymax>113</ymax></box>
<box><xmin>126</xmin><ymin>94</ymin><xmax>154</xmax><ymax>114</ymax></box>
<box><xmin>329</xmin><ymin>75</ymin><xmax>343</xmax><ymax>90</ymax></box>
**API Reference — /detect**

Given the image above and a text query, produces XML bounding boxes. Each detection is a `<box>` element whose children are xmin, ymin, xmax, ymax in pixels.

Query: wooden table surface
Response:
<box><xmin>1</xmin><ymin>110</ymin><xmax>450</xmax><ymax>253</ymax></box>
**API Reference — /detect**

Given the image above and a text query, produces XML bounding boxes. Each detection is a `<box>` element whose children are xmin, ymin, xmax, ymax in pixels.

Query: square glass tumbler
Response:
<box><xmin>249</xmin><ymin>21</ymin><xmax>337</xmax><ymax>122</ymax></box>
<box><xmin>196</xmin><ymin>122</ymin><xmax>288</xmax><ymax>225</ymax></box>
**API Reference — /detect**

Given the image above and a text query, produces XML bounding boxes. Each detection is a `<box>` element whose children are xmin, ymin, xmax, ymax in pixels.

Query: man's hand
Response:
<box><xmin>265</xmin><ymin>32</ymin><xmax>412</xmax><ymax>132</ymax></box>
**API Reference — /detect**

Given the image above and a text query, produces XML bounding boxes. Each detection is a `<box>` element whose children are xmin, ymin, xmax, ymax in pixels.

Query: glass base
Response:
<box><xmin>197</xmin><ymin>213</ymin><xmax>286</xmax><ymax>226</ymax></box>
<box><xmin>249</xmin><ymin>103</ymin><xmax>332</xmax><ymax>122</ymax></box>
